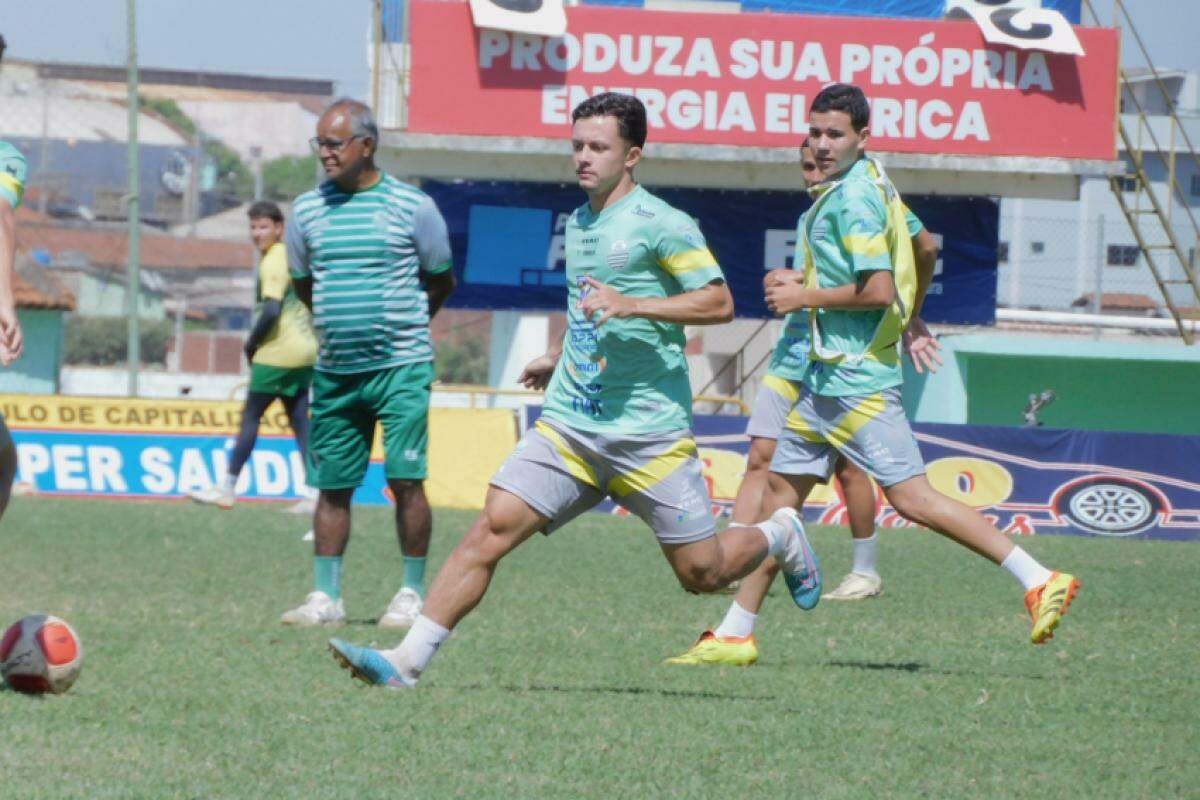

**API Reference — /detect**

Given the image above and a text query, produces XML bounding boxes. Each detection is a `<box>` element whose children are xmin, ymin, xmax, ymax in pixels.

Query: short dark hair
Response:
<box><xmin>247</xmin><ymin>200</ymin><xmax>283</xmax><ymax>223</ymax></box>
<box><xmin>571</xmin><ymin>92</ymin><xmax>647</xmax><ymax>149</ymax></box>
<box><xmin>0</xmin><ymin>34</ymin><xmax>7</xmax><ymax>64</ymax></box>
<box><xmin>810</xmin><ymin>84</ymin><xmax>870</xmax><ymax>132</ymax></box>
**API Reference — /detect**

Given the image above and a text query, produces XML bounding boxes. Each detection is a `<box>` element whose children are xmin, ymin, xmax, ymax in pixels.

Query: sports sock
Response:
<box><xmin>751</xmin><ymin>516</ymin><xmax>789</xmax><ymax>559</ymax></box>
<box><xmin>1001</xmin><ymin>546</ymin><xmax>1053</xmax><ymax>591</ymax></box>
<box><xmin>402</xmin><ymin>556</ymin><xmax>428</xmax><ymax>599</ymax></box>
<box><xmin>851</xmin><ymin>532</ymin><xmax>880</xmax><ymax>578</ymax></box>
<box><xmin>382</xmin><ymin>614</ymin><xmax>451</xmax><ymax>680</ymax></box>
<box><xmin>314</xmin><ymin>556</ymin><xmax>343</xmax><ymax>600</ymax></box>
<box><xmin>714</xmin><ymin>601</ymin><xmax>757</xmax><ymax>639</ymax></box>
<box><xmin>222</xmin><ymin>473</ymin><xmax>237</xmax><ymax>494</ymax></box>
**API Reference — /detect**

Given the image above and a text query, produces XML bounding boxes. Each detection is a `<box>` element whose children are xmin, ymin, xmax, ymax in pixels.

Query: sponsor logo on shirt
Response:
<box><xmin>577</xmin><ymin>236</ymin><xmax>599</xmax><ymax>257</ymax></box>
<box><xmin>632</xmin><ymin>205</ymin><xmax>655</xmax><ymax>219</ymax></box>
<box><xmin>811</xmin><ymin>219</ymin><xmax>831</xmax><ymax>242</ymax></box>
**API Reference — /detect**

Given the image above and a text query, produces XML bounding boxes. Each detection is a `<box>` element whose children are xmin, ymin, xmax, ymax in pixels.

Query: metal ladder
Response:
<box><xmin>1086</xmin><ymin>0</ymin><xmax>1200</xmax><ymax>344</ymax></box>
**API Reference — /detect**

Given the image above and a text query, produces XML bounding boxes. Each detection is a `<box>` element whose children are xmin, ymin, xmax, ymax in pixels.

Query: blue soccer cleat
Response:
<box><xmin>772</xmin><ymin>507</ymin><xmax>823</xmax><ymax>610</ymax></box>
<box><xmin>328</xmin><ymin>638</ymin><xmax>414</xmax><ymax>689</ymax></box>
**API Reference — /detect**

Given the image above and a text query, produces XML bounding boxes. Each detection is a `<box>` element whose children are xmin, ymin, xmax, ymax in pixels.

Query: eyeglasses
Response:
<box><xmin>309</xmin><ymin>135</ymin><xmax>360</xmax><ymax>154</ymax></box>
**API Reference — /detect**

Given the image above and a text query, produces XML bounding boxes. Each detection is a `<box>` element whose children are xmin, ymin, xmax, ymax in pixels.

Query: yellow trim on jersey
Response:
<box><xmin>825</xmin><ymin>393</ymin><xmax>887</xmax><ymax>449</ymax></box>
<box><xmin>762</xmin><ymin>374</ymin><xmax>801</xmax><ymax>406</ymax></box>
<box><xmin>535</xmin><ymin>421</ymin><xmax>600</xmax><ymax>490</ymax></box>
<box><xmin>842</xmin><ymin>233</ymin><xmax>889</xmax><ymax>258</ymax></box>
<box><xmin>258</xmin><ymin>243</ymin><xmax>290</xmax><ymax>301</ymax></box>
<box><xmin>658</xmin><ymin>248</ymin><xmax>717</xmax><ymax>277</ymax></box>
<box><xmin>784</xmin><ymin>407</ymin><xmax>826</xmax><ymax>443</ymax></box>
<box><xmin>0</xmin><ymin>173</ymin><xmax>23</xmax><ymax>208</ymax></box>
<box><xmin>607</xmin><ymin>436</ymin><xmax>697</xmax><ymax>498</ymax></box>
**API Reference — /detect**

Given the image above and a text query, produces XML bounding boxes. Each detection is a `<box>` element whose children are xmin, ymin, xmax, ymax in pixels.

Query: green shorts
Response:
<box><xmin>309</xmin><ymin>361</ymin><xmax>434</xmax><ymax>489</ymax></box>
<box><xmin>249</xmin><ymin>363</ymin><xmax>314</xmax><ymax>397</ymax></box>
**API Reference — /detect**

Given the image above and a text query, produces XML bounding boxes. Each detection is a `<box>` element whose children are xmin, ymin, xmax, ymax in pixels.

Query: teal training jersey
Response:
<box><xmin>0</xmin><ymin>141</ymin><xmax>27</xmax><ymax>210</ymax></box>
<box><xmin>286</xmin><ymin>173</ymin><xmax>452</xmax><ymax>375</ymax></box>
<box><xmin>802</xmin><ymin>158</ymin><xmax>906</xmax><ymax>398</ymax></box>
<box><xmin>541</xmin><ymin>185</ymin><xmax>724</xmax><ymax>435</ymax></box>
<box><xmin>767</xmin><ymin>203</ymin><xmax>922</xmax><ymax>383</ymax></box>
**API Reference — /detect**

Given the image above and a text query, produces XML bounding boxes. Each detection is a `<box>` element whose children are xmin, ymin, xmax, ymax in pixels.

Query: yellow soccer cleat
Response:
<box><xmin>1025</xmin><ymin>571</ymin><xmax>1081</xmax><ymax>644</ymax></box>
<box><xmin>664</xmin><ymin>630</ymin><xmax>759</xmax><ymax>666</ymax></box>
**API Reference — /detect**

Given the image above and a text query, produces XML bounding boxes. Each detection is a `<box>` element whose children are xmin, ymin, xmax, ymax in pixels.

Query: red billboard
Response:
<box><xmin>407</xmin><ymin>0</ymin><xmax>1119</xmax><ymax>160</ymax></box>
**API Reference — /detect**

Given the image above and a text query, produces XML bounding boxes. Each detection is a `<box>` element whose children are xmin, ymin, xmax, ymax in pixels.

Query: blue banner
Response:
<box><xmin>523</xmin><ymin>407</ymin><xmax>1200</xmax><ymax>541</ymax></box>
<box><xmin>425</xmin><ymin>180</ymin><xmax>998</xmax><ymax>325</ymax></box>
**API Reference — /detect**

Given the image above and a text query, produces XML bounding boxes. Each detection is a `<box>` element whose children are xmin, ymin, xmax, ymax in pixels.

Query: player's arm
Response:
<box><xmin>518</xmin><ymin>338</ymin><xmax>563</xmax><ymax>391</ymax></box>
<box><xmin>766</xmin><ymin>190</ymin><xmax>893</xmax><ymax>315</ymax></box>
<box><xmin>904</xmin><ymin>225</ymin><xmax>942</xmax><ymax>373</ymax></box>
<box><xmin>0</xmin><ymin>199</ymin><xmax>20</xmax><ymax>366</ymax></box>
<box><xmin>579</xmin><ymin>276</ymin><xmax>733</xmax><ymax>327</ymax></box>
<box><xmin>413</xmin><ymin>196</ymin><xmax>456</xmax><ymax>318</ymax></box>
<box><xmin>285</xmin><ymin>215</ymin><xmax>313</xmax><ymax>312</ymax></box>
<box><xmin>244</xmin><ymin>246</ymin><xmax>287</xmax><ymax>363</ymax></box>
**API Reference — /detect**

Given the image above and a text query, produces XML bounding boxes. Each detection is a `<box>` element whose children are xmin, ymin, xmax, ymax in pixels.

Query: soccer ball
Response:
<box><xmin>0</xmin><ymin>614</ymin><xmax>84</xmax><ymax>694</ymax></box>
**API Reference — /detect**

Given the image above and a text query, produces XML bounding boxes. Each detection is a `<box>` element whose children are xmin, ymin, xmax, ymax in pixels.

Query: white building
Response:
<box><xmin>999</xmin><ymin>69</ymin><xmax>1200</xmax><ymax>315</ymax></box>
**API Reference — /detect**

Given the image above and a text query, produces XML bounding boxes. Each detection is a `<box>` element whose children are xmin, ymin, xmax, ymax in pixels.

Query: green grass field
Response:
<box><xmin>1</xmin><ymin>497</ymin><xmax>1197</xmax><ymax>798</ymax></box>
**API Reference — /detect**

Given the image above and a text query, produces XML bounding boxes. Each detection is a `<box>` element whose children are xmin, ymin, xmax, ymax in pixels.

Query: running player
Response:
<box><xmin>326</xmin><ymin>93</ymin><xmax>823</xmax><ymax>689</ymax></box>
<box><xmin>189</xmin><ymin>201</ymin><xmax>317</xmax><ymax>510</ymax></box>
<box><xmin>0</xmin><ymin>34</ymin><xmax>27</xmax><ymax>523</ymax></box>
<box><xmin>281</xmin><ymin>99</ymin><xmax>456</xmax><ymax>630</ymax></box>
<box><xmin>667</xmin><ymin>138</ymin><xmax>942</xmax><ymax>665</ymax></box>
<box><xmin>769</xmin><ymin>84</ymin><xmax>1078</xmax><ymax>648</ymax></box>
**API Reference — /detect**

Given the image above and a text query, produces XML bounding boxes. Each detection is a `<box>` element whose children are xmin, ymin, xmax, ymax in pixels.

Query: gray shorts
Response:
<box><xmin>490</xmin><ymin>418</ymin><xmax>716</xmax><ymax>545</ymax></box>
<box><xmin>771</xmin><ymin>386</ymin><xmax>925</xmax><ymax>488</ymax></box>
<box><xmin>745</xmin><ymin>374</ymin><xmax>803</xmax><ymax>440</ymax></box>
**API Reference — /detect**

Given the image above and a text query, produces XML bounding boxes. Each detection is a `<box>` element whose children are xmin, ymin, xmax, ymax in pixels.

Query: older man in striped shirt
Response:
<box><xmin>283</xmin><ymin>98</ymin><xmax>456</xmax><ymax>630</ymax></box>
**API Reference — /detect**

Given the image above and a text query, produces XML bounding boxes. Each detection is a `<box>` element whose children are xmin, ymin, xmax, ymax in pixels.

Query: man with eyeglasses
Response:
<box><xmin>282</xmin><ymin>98</ymin><xmax>456</xmax><ymax>630</ymax></box>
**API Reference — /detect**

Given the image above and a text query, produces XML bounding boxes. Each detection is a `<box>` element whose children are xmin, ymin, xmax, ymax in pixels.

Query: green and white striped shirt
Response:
<box><xmin>287</xmin><ymin>173</ymin><xmax>452</xmax><ymax>374</ymax></box>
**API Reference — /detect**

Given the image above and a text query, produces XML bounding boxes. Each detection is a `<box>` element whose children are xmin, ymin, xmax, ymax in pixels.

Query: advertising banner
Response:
<box><xmin>425</xmin><ymin>179</ymin><xmax>998</xmax><ymax>323</ymax></box>
<box><xmin>3</xmin><ymin>395</ymin><xmax>517</xmax><ymax>510</ymax></box>
<box><xmin>407</xmin><ymin>0</ymin><xmax>1118</xmax><ymax>159</ymax></box>
<box><xmin>523</xmin><ymin>406</ymin><xmax>1200</xmax><ymax>541</ymax></box>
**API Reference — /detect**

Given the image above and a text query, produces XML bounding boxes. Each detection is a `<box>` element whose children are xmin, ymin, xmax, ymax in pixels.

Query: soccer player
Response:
<box><xmin>667</xmin><ymin>138</ymin><xmax>942</xmax><ymax>665</ymax></box>
<box><xmin>281</xmin><ymin>99</ymin><xmax>456</xmax><ymax>630</ymax></box>
<box><xmin>326</xmin><ymin>92</ymin><xmax>822</xmax><ymax>689</ymax></box>
<box><xmin>0</xmin><ymin>34</ymin><xmax>26</xmax><ymax>524</ymax></box>
<box><xmin>764</xmin><ymin>84</ymin><xmax>1078</xmax><ymax>648</ymax></box>
<box><xmin>188</xmin><ymin>201</ymin><xmax>317</xmax><ymax>510</ymax></box>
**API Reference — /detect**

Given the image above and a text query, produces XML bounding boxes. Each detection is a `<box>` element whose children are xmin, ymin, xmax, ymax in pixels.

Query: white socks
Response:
<box><xmin>222</xmin><ymin>473</ymin><xmax>237</xmax><ymax>493</ymax></box>
<box><xmin>746</xmin><ymin>515</ymin><xmax>790</xmax><ymax>559</ymax></box>
<box><xmin>1001</xmin><ymin>546</ymin><xmax>1053</xmax><ymax>591</ymax></box>
<box><xmin>382</xmin><ymin>614</ymin><xmax>451</xmax><ymax>682</ymax></box>
<box><xmin>851</xmin><ymin>533</ymin><xmax>880</xmax><ymax>578</ymax></box>
<box><xmin>714</xmin><ymin>601</ymin><xmax>757</xmax><ymax>639</ymax></box>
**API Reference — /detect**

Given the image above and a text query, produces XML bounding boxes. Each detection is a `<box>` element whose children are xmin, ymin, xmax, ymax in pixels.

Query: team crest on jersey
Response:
<box><xmin>606</xmin><ymin>240</ymin><xmax>630</xmax><ymax>271</ymax></box>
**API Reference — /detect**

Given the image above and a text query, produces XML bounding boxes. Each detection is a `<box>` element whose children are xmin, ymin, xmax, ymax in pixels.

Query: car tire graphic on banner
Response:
<box><xmin>1053</xmin><ymin>476</ymin><xmax>1166</xmax><ymax>537</ymax></box>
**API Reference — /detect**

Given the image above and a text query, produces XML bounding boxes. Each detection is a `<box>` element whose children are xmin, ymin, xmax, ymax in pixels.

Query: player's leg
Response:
<box><xmin>328</xmin><ymin>418</ymin><xmax>605</xmax><ymax>687</ymax></box>
<box><xmin>279</xmin><ymin>375</ymin><xmax>317</xmax><ymax>515</ymax></box>
<box><xmin>831</xmin><ymin>387</ymin><xmax>1079</xmax><ymax>644</ymax></box>
<box><xmin>825</xmin><ymin>457</ymin><xmax>884</xmax><ymax>600</ymax></box>
<box><xmin>189</xmin><ymin>391</ymin><xmax>276</xmax><ymax>508</ymax></box>
<box><xmin>0</xmin><ymin>414</ymin><xmax>16</xmax><ymax>522</ymax></box>
<box><xmin>373</xmin><ymin>362</ymin><xmax>436</xmax><ymax>630</ymax></box>
<box><xmin>667</xmin><ymin>393</ymin><xmax>832</xmax><ymax>665</ymax></box>
<box><xmin>730</xmin><ymin>375</ymin><xmax>799</xmax><ymax>524</ymax></box>
<box><xmin>282</xmin><ymin>371</ymin><xmax>373</xmax><ymax>626</ymax></box>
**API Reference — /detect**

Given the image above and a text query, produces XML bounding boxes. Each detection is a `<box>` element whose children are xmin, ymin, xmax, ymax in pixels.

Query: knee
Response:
<box><xmin>389</xmin><ymin>479</ymin><xmax>424</xmax><ymax>497</ymax></box>
<box><xmin>318</xmin><ymin>488</ymin><xmax>354</xmax><ymax>511</ymax></box>
<box><xmin>885</xmin><ymin>486</ymin><xmax>930</xmax><ymax>526</ymax></box>
<box><xmin>675</xmin><ymin>563</ymin><xmax>724</xmax><ymax>594</ymax></box>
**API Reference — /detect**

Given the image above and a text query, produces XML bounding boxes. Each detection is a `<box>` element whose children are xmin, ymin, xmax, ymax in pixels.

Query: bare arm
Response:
<box><xmin>911</xmin><ymin>227</ymin><xmax>938</xmax><ymax>316</ymax></box>
<box><xmin>424</xmin><ymin>269</ymin><xmax>456</xmax><ymax>319</ymax></box>
<box><xmin>578</xmin><ymin>277</ymin><xmax>734</xmax><ymax>327</ymax></box>
<box><xmin>765</xmin><ymin>270</ymin><xmax>895</xmax><ymax>315</ymax></box>
<box><xmin>0</xmin><ymin>202</ymin><xmax>23</xmax><ymax>365</ymax></box>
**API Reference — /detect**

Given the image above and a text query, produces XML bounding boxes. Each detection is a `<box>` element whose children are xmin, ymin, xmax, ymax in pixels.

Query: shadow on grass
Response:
<box><xmin>452</xmin><ymin>682</ymin><xmax>774</xmax><ymax>703</ymax></box>
<box><xmin>822</xmin><ymin>659</ymin><xmax>1048</xmax><ymax>681</ymax></box>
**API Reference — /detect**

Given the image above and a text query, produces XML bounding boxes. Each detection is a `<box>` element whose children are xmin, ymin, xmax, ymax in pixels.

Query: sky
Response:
<box><xmin>0</xmin><ymin>0</ymin><xmax>1195</xmax><ymax>97</ymax></box>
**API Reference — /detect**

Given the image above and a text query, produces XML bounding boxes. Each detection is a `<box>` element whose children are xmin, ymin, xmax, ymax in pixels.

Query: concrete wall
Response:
<box><xmin>0</xmin><ymin>310</ymin><xmax>65</xmax><ymax>394</ymax></box>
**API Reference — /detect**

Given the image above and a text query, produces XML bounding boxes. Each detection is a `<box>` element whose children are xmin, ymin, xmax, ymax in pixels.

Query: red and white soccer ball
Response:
<box><xmin>0</xmin><ymin>614</ymin><xmax>84</xmax><ymax>695</ymax></box>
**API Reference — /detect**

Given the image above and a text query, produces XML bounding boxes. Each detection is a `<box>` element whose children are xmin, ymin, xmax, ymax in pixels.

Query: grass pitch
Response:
<box><xmin>1</xmin><ymin>497</ymin><xmax>1196</xmax><ymax>798</ymax></box>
